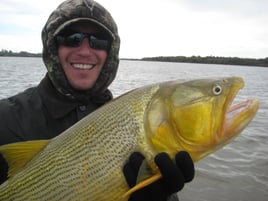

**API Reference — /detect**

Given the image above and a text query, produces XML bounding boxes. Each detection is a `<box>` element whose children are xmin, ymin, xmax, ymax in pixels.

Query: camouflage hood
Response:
<box><xmin>41</xmin><ymin>0</ymin><xmax>120</xmax><ymax>101</ymax></box>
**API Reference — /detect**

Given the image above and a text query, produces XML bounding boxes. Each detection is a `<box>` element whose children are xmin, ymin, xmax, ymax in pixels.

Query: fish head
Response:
<box><xmin>146</xmin><ymin>77</ymin><xmax>259</xmax><ymax>162</ymax></box>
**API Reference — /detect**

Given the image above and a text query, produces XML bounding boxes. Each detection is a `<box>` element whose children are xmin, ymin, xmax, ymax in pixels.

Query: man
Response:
<box><xmin>0</xmin><ymin>0</ymin><xmax>194</xmax><ymax>200</ymax></box>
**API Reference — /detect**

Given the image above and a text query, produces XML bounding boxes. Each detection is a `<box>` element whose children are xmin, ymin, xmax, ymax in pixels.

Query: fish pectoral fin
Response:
<box><xmin>0</xmin><ymin>140</ymin><xmax>49</xmax><ymax>178</ymax></box>
<box><xmin>136</xmin><ymin>159</ymin><xmax>154</xmax><ymax>183</ymax></box>
<box><xmin>123</xmin><ymin>172</ymin><xmax>162</xmax><ymax>198</ymax></box>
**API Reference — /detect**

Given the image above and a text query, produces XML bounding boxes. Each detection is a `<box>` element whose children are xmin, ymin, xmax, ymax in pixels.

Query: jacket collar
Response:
<box><xmin>37</xmin><ymin>75</ymin><xmax>79</xmax><ymax>118</ymax></box>
<box><xmin>37</xmin><ymin>74</ymin><xmax>113</xmax><ymax>119</ymax></box>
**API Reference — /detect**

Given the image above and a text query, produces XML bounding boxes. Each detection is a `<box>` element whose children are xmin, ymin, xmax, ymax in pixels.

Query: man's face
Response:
<box><xmin>58</xmin><ymin>22</ymin><xmax>108</xmax><ymax>91</ymax></box>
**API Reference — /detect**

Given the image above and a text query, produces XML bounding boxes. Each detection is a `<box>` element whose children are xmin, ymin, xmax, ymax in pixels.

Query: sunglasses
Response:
<box><xmin>55</xmin><ymin>32</ymin><xmax>111</xmax><ymax>51</ymax></box>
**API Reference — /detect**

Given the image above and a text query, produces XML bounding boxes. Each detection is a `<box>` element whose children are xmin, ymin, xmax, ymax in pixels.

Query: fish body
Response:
<box><xmin>0</xmin><ymin>77</ymin><xmax>259</xmax><ymax>200</ymax></box>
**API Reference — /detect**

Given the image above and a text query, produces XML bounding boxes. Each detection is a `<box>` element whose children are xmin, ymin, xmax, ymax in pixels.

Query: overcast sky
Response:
<box><xmin>0</xmin><ymin>0</ymin><xmax>267</xmax><ymax>59</ymax></box>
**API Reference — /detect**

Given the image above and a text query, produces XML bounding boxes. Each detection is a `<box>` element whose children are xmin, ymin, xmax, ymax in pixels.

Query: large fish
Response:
<box><xmin>0</xmin><ymin>77</ymin><xmax>259</xmax><ymax>201</ymax></box>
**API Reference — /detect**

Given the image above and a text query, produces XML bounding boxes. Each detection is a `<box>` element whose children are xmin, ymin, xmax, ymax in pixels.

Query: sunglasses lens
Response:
<box><xmin>56</xmin><ymin>33</ymin><xmax>111</xmax><ymax>50</ymax></box>
<box><xmin>56</xmin><ymin>33</ymin><xmax>84</xmax><ymax>47</ymax></box>
<box><xmin>89</xmin><ymin>34</ymin><xmax>110</xmax><ymax>50</ymax></box>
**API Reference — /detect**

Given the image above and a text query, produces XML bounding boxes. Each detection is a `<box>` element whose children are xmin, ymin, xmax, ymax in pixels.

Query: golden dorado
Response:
<box><xmin>0</xmin><ymin>77</ymin><xmax>259</xmax><ymax>201</ymax></box>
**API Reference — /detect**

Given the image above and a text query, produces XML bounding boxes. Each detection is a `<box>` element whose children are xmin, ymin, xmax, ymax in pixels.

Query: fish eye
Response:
<box><xmin>213</xmin><ymin>85</ymin><xmax>222</xmax><ymax>95</ymax></box>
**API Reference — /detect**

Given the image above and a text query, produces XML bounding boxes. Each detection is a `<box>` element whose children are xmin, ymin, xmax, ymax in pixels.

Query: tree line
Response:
<box><xmin>0</xmin><ymin>49</ymin><xmax>41</xmax><ymax>57</ymax></box>
<box><xmin>141</xmin><ymin>55</ymin><xmax>268</xmax><ymax>67</ymax></box>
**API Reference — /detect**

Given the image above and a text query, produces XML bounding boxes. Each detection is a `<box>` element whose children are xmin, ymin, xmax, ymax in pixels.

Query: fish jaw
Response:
<box><xmin>222</xmin><ymin>99</ymin><xmax>259</xmax><ymax>143</ymax></box>
<box><xmin>145</xmin><ymin>77</ymin><xmax>259</xmax><ymax>162</ymax></box>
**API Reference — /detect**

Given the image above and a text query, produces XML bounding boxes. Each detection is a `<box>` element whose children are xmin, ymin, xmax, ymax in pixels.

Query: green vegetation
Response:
<box><xmin>0</xmin><ymin>49</ymin><xmax>41</xmax><ymax>57</ymax></box>
<box><xmin>141</xmin><ymin>56</ymin><xmax>268</xmax><ymax>67</ymax></box>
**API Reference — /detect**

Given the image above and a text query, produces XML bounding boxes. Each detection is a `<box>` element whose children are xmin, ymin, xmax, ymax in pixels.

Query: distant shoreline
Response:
<box><xmin>122</xmin><ymin>56</ymin><xmax>268</xmax><ymax>67</ymax></box>
<box><xmin>0</xmin><ymin>50</ymin><xmax>41</xmax><ymax>57</ymax></box>
<box><xmin>139</xmin><ymin>56</ymin><xmax>268</xmax><ymax>67</ymax></box>
<box><xmin>1</xmin><ymin>49</ymin><xmax>267</xmax><ymax>67</ymax></box>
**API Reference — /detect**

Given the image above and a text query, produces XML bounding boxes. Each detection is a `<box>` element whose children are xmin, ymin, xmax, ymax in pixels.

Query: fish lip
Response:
<box><xmin>227</xmin><ymin>99</ymin><xmax>259</xmax><ymax>120</ymax></box>
<box><xmin>223</xmin><ymin>98</ymin><xmax>259</xmax><ymax>138</ymax></box>
<box><xmin>226</xmin><ymin>99</ymin><xmax>252</xmax><ymax>122</ymax></box>
<box><xmin>228</xmin><ymin>99</ymin><xmax>253</xmax><ymax>114</ymax></box>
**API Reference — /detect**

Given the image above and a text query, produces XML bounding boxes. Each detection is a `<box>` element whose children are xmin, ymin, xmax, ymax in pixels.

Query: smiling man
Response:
<box><xmin>57</xmin><ymin>21</ymin><xmax>112</xmax><ymax>91</ymax></box>
<box><xmin>0</xmin><ymin>0</ymin><xmax>194</xmax><ymax>200</ymax></box>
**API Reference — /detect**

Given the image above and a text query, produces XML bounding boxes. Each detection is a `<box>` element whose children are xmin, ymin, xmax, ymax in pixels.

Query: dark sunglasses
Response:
<box><xmin>55</xmin><ymin>32</ymin><xmax>111</xmax><ymax>51</ymax></box>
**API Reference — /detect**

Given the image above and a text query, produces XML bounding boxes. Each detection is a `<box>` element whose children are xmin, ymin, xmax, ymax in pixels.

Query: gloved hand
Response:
<box><xmin>123</xmin><ymin>151</ymin><xmax>194</xmax><ymax>201</ymax></box>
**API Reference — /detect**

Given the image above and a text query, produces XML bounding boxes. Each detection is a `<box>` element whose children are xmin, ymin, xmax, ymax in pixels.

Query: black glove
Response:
<box><xmin>123</xmin><ymin>151</ymin><xmax>194</xmax><ymax>201</ymax></box>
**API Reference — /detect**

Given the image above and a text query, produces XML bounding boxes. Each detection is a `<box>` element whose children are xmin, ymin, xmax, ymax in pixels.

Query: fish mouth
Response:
<box><xmin>223</xmin><ymin>98</ymin><xmax>259</xmax><ymax>141</ymax></box>
<box><xmin>220</xmin><ymin>77</ymin><xmax>259</xmax><ymax>141</ymax></box>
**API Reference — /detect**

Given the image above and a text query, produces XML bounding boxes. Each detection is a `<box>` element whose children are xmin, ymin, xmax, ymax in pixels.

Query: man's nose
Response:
<box><xmin>78</xmin><ymin>38</ymin><xmax>94</xmax><ymax>53</ymax></box>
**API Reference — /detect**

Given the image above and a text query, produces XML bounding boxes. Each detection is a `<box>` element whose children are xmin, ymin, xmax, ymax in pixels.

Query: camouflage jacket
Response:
<box><xmin>0</xmin><ymin>0</ymin><xmax>119</xmax><ymax>184</ymax></box>
<box><xmin>0</xmin><ymin>75</ymin><xmax>112</xmax><ymax>184</ymax></box>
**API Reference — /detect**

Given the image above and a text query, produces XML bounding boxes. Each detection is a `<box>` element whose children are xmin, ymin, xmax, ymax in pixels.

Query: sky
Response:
<box><xmin>0</xmin><ymin>0</ymin><xmax>267</xmax><ymax>59</ymax></box>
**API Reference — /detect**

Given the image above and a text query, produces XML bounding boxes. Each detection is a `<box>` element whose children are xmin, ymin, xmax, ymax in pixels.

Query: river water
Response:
<box><xmin>0</xmin><ymin>57</ymin><xmax>267</xmax><ymax>201</ymax></box>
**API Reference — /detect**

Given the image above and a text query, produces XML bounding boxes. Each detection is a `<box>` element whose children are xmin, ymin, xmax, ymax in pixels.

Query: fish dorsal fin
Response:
<box><xmin>0</xmin><ymin>140</ymin><xmax>49</xmax><ymax>178</ymax></box>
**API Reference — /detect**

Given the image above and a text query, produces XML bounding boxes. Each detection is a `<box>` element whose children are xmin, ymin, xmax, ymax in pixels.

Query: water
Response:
<box><xmin>0</xmin><ymin>57</ymin><xmax>267</xmax><ymax>201</ymax></box>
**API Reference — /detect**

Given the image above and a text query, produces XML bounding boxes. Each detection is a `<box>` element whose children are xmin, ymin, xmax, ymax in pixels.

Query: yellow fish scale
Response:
<box><xmin>0</xmin><ymin>85</ymin><xmax>160</xmax><ymax>201</ymax></box>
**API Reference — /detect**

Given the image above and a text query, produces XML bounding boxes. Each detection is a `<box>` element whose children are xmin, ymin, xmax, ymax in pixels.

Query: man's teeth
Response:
<box><xmin>72</xmin><ymin>64</ymin><xmax>95</xmax><ymax>69</ymax></box>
